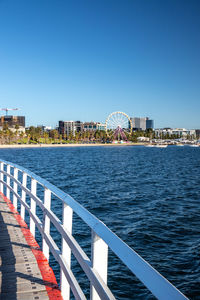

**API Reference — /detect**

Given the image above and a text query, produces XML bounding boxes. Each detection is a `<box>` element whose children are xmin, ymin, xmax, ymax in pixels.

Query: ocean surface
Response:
<box><xmin>0</xmin><ymin>145</ymin><xmax>200</xmax><ymax>299</ymax></box>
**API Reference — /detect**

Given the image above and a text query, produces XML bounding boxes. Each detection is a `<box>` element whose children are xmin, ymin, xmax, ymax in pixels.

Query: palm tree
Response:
<box><xmin>81</xmin><ymin>131</ymin><xmax>87</xmax><ymax>142</ymax></box>
<box><xmin>63</xmin><ymin>133</ymin><xmax>67</xmax><ymax>141</ymax></box>
<box><xmin>43</xmin><ymin>132</ymin><xmax>49</xmax><ymax>144</ymax></box>
<box><xmin>75</xmin><ymin>131</ymin><xmax>81</xmax><ymax>142</ymax></box>
<box><xmin>15</xmin><ymin>124</ymin><xmax>19</xmax><ymax>136</ymax></box>
<box><xmin>9</xmin><ymin>130</ymin><xmax>15</xmax><ymax>144</ymax></box>
<box><xmin>19</xmin><ymin>131</ymin><xmax>25</xmax><ymax>142</ymax></box>
<box><xmin>51</xmin><ymin>130</ymin><xmax>59</xmax><ymax>143</ymax></box>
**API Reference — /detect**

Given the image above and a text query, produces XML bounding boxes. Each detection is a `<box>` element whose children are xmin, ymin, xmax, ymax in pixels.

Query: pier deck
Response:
<box><xmin>0</xmin><ymin>194</ymin><xmax>62</xmax><ymax>300</ymax></box>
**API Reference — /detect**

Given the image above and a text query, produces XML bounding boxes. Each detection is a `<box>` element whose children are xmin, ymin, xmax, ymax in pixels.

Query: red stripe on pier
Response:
<box><xmin>0</xmin><ymin>192</ymin><xmax>63</xmax><ymax>300</ymax></box>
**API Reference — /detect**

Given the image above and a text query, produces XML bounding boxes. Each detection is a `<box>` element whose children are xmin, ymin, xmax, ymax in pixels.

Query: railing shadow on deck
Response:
<box><xmin>0</xmin><ymin>198</ymin><xmax>17</xmax><ymax>299</ymax></box>
<box><xmin>0</xmin><ymin>199</ymin><xmax>57</xmax><ymax>300</ymax></box>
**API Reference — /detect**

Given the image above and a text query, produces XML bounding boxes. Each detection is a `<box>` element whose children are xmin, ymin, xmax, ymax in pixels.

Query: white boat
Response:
<box><xmin>155</xmin><ymin>144</ymin><xmax>168</xmax><ymax>148</ymax></box>
<box><xmin>189</xmin><ymin>144</ymin><xmax>199</xmax><ymax>147</ymax></box>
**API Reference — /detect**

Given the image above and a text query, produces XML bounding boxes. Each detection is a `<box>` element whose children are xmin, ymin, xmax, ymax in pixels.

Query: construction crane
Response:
<box><xmin>0</xmin><ymin>108</ymin><xmax>20</xmax><ymax>116</ymax></box>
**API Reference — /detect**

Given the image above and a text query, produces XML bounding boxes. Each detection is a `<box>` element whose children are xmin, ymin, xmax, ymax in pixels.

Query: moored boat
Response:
<box><xmin>155</xmin><ymin>144</ymin><xmax>168</xmax><ymax>148</ymax></box>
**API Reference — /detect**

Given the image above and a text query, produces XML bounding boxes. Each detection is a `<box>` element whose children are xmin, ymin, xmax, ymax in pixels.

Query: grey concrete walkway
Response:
<box><xmin>0</xmin><ymin>196</ymin><xmax>49</xmax><ymax>300</ymax></box>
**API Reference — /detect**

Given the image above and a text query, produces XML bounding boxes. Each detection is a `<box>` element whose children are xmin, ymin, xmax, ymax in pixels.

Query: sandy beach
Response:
<box><xmin>0</xmin><ymin>143</ymin><xmax>144</xmax><ymax>149</ymax></box>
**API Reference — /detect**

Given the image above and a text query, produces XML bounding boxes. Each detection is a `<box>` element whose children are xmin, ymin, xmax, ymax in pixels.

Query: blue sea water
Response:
<box><xmin>0</xmin><ymin>145</ymin><xmax>200</xmax><ymax>299</ymax></box>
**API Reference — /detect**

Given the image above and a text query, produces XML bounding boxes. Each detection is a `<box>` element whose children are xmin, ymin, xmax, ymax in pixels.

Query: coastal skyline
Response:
<box><xmin>0</xmin><ymin>0</ymin><xmax>200</xmax><ymax>129</ymax></box>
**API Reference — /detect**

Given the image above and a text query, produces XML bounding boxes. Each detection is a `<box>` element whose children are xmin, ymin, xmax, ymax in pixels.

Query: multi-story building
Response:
<box><xmin>130</xmin><ymin>117</ymin><xmax>154</xmax><ymax>131</ymax></box>
<box><xmin>146</xmin><ymin>119</ymin><xmax>154</xmax><ymax>130</ymax></box>
<box><xmin>140</xmin><ymin>118</ymin><xmax>147</xmax><ymax>131</ymax></box>
<box><xmin>131</xmin><ymin>118</ymin><xmax>140</xmax><ymax>129</ymax></box>
<box><xmin>58</xmin><ymin>121</ymin><xmax>82</xmax><ymax>136</ymax></box>
<box><xmin>0</xmin><ymin>115</ymin><xmax>26</xmax><ymax>133</ymax></box>
<box><xmin>37</xmin><ymin>125</ymin><xmax>52</xmax><ymax>133</ymax></box>
<box><xmin>0</xmin><ymin>115</ymin><xmax>25</xmax><ymax>128</ymax></box>
<box><xmin>195</xmin><ymin>129</ymin><xmax>200</xmax><ymax>139</ymax></box>
<box><xmin>58</xmin><ymin>120</ymin><xmax>106</xmax><ymax>136</ymax></box>
<box><xmin>154</xmin><ymin>128</ymin><xmax>196</xmax><ymax>138</ymax></box>
<box><xmin>97</xmin><ymin>123</ymin><xmax>106</xmax><ymax>131</ymax></box>
<box><xmin>82</xmin><ymin>122</ymin><xmax>98</xmax><ymax>131</ymax></box>
<box><xmin>82</xmin><ymin>122</ymin><xmax>106</xmax><ymax>131</ymax></box>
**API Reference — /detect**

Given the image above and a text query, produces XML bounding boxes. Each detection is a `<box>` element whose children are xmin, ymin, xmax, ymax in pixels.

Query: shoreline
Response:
<box><xmin>0</xmin><ymin>143</ymin><xmax>145</xmax><ymax>149</ymax></box>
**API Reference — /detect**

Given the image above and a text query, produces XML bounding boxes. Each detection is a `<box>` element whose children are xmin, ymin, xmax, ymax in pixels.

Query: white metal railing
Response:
<box><xmin>0</xmin><ymin>159</ymin><xmax>188</xmax><ymax>300</ymax></box>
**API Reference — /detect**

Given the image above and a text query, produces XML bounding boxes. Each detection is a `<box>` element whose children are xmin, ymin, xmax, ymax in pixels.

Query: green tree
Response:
<box><xmin>43</xmin><ymin>132</ymin><xmax>49</xmax><ymax>144</ymax></box>
<box><xmin>50</xmin><ymin>130</ymin><xmax>59</xmax><ymax>142</ymax></box>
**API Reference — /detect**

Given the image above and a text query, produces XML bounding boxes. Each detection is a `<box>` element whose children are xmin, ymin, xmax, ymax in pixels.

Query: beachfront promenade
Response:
<box><xmin>0</xmin><ymin>194</ymin><xmax>62</xmax><ymax>300</ymax></box>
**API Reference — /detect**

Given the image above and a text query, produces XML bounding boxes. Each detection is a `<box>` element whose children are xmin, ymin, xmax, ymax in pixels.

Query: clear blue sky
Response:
<box><xmin>0</xmin><ymin>0</ymin><xmax>199</xmax><ymax>129</ymax></box>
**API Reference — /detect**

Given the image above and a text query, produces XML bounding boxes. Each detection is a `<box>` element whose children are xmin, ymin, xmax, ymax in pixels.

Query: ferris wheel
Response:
<box><xmin>105</xmin><ymin>111</ymin><xmax>132</xmax><ymax>140</ymax></box>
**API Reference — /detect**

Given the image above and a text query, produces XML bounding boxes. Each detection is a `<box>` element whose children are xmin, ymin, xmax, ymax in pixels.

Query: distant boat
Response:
<box><xmin>189</xmin><ymin>144</ymin><xmax>199</xmax><ymax>147</ymax></box>
<box><xmin>155</xmin><ymin>144</ymin><xmax>168</xmax><ymax>148</ymax></box>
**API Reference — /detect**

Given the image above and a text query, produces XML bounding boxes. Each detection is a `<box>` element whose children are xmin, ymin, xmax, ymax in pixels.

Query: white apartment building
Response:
<box><xmin>155</xmin><ymin>128</ymin><xmax>196</xmax><ymax>138</ymax></box>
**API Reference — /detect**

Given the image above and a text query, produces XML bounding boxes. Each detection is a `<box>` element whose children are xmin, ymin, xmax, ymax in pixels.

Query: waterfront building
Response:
<box><xmin>131</xmin><ymin>117</ymin><xmax>140</xmax><ymax>129</ymax></box>
<box><xmin>37</xmin><ymin>125</ymin><xmax>52</xmax><ymax>133</ymax></box>
<box><xmin>130</xmin><ymin>117</ymin><xmax>154</xmax><ymax>131</ymax></box>
<box><xmin>82</xmin><ymin>122</ymin><xmax>106</xmax><ymax>131</ymax></box>
<box><xmin>97</xmin><ymin>123</ymin><xmax>106</xmax><ymax>131</ymax></box>
<box><xmin>82</xmin><ymin>122</ymin><xmax>98</xmax><ymax>131</ymax></box>
<box><xmin>171</xmin><ymin>128</ymin><xmax>191</xmax><ymax>137</ymax></box>
<box><xmin>58</xmin><ymin>120</ymin><xmax>105</xmax><ymax>136</ymax></box>
<box><xmin>58</xmin><ymin>120</ymin><xmax>82</xmax><ymax>136</ymax></box>
<box><xmin>140</xmin><ymin>118</ymin><xmax>147</xmax><ymax>131</ymax></box>
<box><xmin>0</xmin><ymin>126</ymin><xmax>26</xmax><ymax>134</ymax></box>
<box><xmin>0</xmin><ymin>115</ymin><xmax>25</xmax><ymax>133</ymax></box>
<box><xmin>155</xmin><ymin>128</ymin><xmax>196</xmax><ymax>138</ymax></box>
<box><xmin>0</xmin><ymin>115</ymin><xmax>25</xmax><ymax>128</ymax></box>
<box><xmin>137</xmin><ymin>136</ymin><xmax>150</xmax><ymax>142</ymax></box>
<box><xmin>195</xmin><ymin>129</ymin><xmax>200</xmax><ymax>139</ymax></box>
<box><xmin>146</xmin><ymin>119</ymin><xmax>154</xmax><ymax>130</ymax></box>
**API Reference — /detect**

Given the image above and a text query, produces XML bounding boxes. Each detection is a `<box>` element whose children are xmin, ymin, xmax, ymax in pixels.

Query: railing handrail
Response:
<box><xmin>0</xmin><ymin>159</ymin><xmax>188</xmax><ymax>300</ymax></box>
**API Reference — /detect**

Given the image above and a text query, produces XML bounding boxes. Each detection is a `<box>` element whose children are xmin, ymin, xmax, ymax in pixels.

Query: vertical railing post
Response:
<box><xmin>60</xmin><ymin>202</ymin><xmax>73</xmax><ymax>300</ymax></box>
<box><xmin>90</xmin><ymin>231</ymin><xmax>108</xmax><ymax>300</ymax></box>
<box><xmin>0</xmin><ymin>162</ymin><xmax>4</xmax><ymax>194</ymax></box>
<box><xmin>13</xmin><ymin>168</ymin><xmax>18</xmax><ymax>209</ymax></box>
<box><xmin>42</xmin><ymin>188</ymin><xmax>51</xmax><ymax>261</ymax></box>
<box><xmin>20</xmin><ymin>172</ymin><xmax>27</xmax><ymax>220</ymax></box>
<box><xmin>30</xmin><ymin>178</ymin><xmax>37</xmax><ymax>237</ymax></box>
<box><xmin>6</xmin><ymin>165</ymin><xmax>10</xmax><ymax>200</ymax></box>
